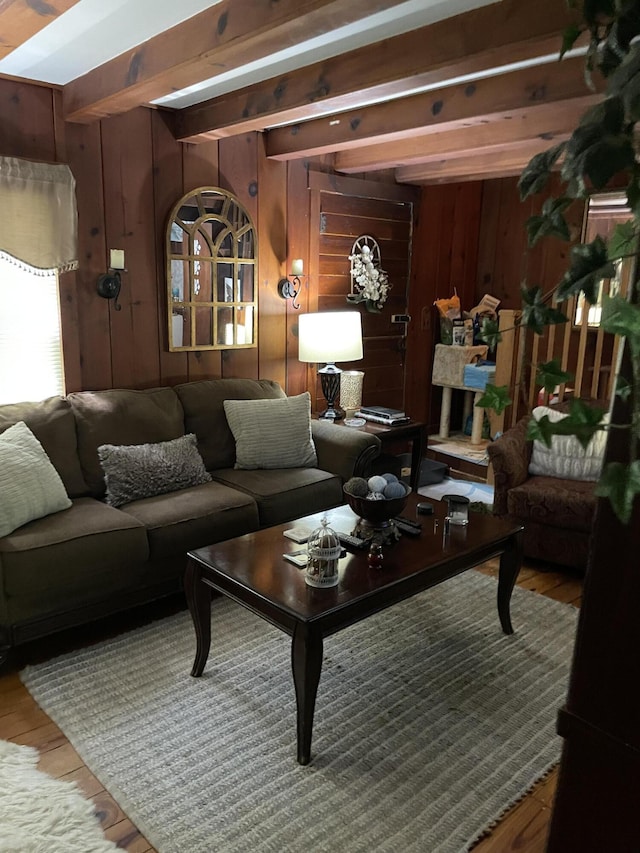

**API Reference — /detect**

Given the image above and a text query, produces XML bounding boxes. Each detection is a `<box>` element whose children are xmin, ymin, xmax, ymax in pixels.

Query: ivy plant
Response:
<box><xmin>477</xmin><ymin>0</ymin><xmax>640</xmax><ymax>523</ymax></box>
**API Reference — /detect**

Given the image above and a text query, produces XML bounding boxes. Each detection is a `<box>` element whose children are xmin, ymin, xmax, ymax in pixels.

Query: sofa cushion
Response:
<box><xmin>0</xmin><ymin>422</ymin><xmax>72</xmax><ymax>538</ymax></box>
<box><xmin>223</xmin><ymin>392</ymin><xmax>317</xmax><ymax>469</ymax></box>
<box><xmin>211</xmin><ymin>467</ymin><xmax>342</xmax><ymax>527</ymax></box>
<box><xmin>119</xmin><ymin>480</ymin><xmax>259</xmax><ymax>558</ymax></box>
<box><xmin>68</xmin><ymin>387</ymin><xmax>185</xmax><ymax>497</ymax></box>
<box><xmin>98</xmin><ymin>433</ymin><xmax>211</xmax><ymax>507</ymax></box>
<box><xmin>0</xmin><ymin>497</ymin><xmax>149</xmax><ymax>604</ymax></box>
<box><xmin>507</xmin><ymin>475</ymin><xmax>596</xmax><ymax>534</ymax></box>
<box><xmin>529</xmin><ymin>405</ymin><xmax>608</xmax><ymax>482</ymax></box>
<box><xmin>175</xmin><ymin>378</ymin><xmax>285</xmax><ymax>471</ymax></box>
<box><xmin>0</xmin><ymin>395</ymin><xmax>87</xmax><ymax>497</ymax></box>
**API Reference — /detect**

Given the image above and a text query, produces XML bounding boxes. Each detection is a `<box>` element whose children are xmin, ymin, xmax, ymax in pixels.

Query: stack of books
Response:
<box><xmin>355</xmin><ymin>406</ymin><xmax>410</xmax><ymax>426</ymax></box>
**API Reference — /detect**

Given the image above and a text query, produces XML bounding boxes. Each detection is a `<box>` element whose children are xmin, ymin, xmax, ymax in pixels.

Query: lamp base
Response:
<box><xmin>318</xmin><ymin>364</ymin><xmax>344</xmax><ymax>420</ymax></box>
<box><xmin>317</xmin><ymin>404</ymin><xmax>344</xmax><ymax>420</ymax></box>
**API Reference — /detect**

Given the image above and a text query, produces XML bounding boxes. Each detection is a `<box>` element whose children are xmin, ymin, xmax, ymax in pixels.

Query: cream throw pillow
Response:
<box><xmin>223</xmin><ymin>393</ymin><xmax>317</xmax><ymax>469</ymax></box>
<box><xmin>0</xmin><ymin>421</ymin><xmax>72</xmax><ymax>537</ymax></box>
<box><xmin>529</xmin><ymin>405</ymin><xmax>608</xmax><ymax>482</ymax></box>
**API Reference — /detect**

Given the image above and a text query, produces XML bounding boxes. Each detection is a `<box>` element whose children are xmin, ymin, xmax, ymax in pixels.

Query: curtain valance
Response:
<box><xmin>0</xmin><ymin>156</ymin><xmax>78</xmax><ymax>273</ymax></box>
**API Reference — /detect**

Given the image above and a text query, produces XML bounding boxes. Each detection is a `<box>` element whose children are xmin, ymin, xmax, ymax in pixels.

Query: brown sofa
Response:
<box><xmin>0</xmin><ymin>378</ymin><xmax>381</xmax><ymax>662</ymax></box>
<box><xmin>487</xmin><ymin>414</ymin><xmax>597</xmax><ymax>570</ymax></box>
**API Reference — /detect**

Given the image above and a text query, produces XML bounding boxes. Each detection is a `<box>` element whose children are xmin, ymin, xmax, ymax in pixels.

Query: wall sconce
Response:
<box><xmin>278</xmin><ymin>258</ymin><xmax>306</xmax><ymax>310</ymax></box>
<box><xmin>97</xmin><ymin>249</ymin><xmax>125</xmax><ymax>311</ymax></box>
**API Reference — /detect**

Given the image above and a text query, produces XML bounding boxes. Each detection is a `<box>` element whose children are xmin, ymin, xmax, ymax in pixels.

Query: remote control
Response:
<box><xmin>336</xmin><ymin>531</ymin><xmax>369</xmax><ymax>550</ymax></box>
<box><xmin>393</xmin><ymin>518</ymin><xmax>422</xmax><ymax>537</ymax></box>
<box><xmin>393</xmin><ymin>515</ymin><xmax>422</xmax><ymax>530</ymax></box>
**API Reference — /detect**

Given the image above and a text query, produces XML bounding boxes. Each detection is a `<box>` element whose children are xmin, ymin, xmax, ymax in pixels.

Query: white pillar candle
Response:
<box><xmin>291</xmin><ymin>258</ymin><xmax>304</xmax><ymax>276</ymax></box>
<box><xmin>110</xmin><ymin>249</ymin><xmax>125</xmax><ymax>270</ymax></box>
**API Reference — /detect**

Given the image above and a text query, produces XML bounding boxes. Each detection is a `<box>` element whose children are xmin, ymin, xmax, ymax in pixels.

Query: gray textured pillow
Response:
<box><xmin>98</xmin><ymin>433</ymin><xmax>211</xmax><ymax>507</ymax></box>
<box><xmin>0</xmin><ymin>421</ymin><xmax>72</xmax><ymax>537</ymax></box>
<box><xmin>223</xmin><ymin>392</ymin><xmax>317</xmax><ymax>469</ymax></box>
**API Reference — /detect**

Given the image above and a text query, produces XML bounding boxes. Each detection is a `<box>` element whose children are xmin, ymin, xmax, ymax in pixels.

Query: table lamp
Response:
<box><xmin>298</xmin><ymin>311</ymin><xmax>363</xmax><ymax>420</ymax></box>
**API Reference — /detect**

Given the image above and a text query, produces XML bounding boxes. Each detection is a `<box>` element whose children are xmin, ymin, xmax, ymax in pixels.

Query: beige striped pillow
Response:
<box><xmin>0</xmin><ymin>421</ymin><xmax>71</xmax><ymax>537</ymax></box>
<box><xmin>223</xmin><ymin>393</ymin><xmax>317</xmax><ymax>469</ymax></box>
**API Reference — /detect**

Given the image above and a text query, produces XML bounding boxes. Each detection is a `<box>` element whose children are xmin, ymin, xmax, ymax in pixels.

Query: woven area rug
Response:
<box><xmin>21</xmin><ymin>571</ymin><xmax>577</xmax><ymax>853</ymax></box>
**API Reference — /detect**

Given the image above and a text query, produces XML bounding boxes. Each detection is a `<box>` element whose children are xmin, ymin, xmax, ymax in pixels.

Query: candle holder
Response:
<box><xmin>278</xmin><ymin>258</ymin><xmax>307</xmax><ymax>310</ymax></box>
<box><xmin>443</xmin><ymin>494</ymin><xmax>470</xmax><ymax>526</ymax></box>
<box><xmin>339</xmin><ymin>370</ymin><xmax>365</xmax><ymax>418</ymax></box>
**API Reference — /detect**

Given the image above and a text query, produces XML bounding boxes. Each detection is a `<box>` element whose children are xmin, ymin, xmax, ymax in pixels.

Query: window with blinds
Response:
<box><xmin>0</xmin><ymin>255</ymin><xmax>64</xmax><ymax>404</ymax></box>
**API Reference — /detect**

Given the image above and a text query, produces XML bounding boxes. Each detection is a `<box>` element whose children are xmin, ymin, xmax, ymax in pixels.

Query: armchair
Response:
<box><xmin>487</xmin><ymin>414</ymin><xmax>598</xmax><ymax>570</ymax></box>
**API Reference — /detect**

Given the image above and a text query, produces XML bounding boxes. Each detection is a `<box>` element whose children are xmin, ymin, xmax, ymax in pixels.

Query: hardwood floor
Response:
<box><xmin>0</xmin><ymin>559</ymin><xmax>582</xmax><ymax>853</ymax></box>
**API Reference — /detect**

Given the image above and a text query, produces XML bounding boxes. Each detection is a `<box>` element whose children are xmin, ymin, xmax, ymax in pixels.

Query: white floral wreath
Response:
<box><xmin>347</xmin><ymin>244</ymin><xmax>391</xmax><ymax>313</ymax></box>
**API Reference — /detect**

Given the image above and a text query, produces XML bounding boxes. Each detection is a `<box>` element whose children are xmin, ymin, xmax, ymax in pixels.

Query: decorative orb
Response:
<box><xmin>367</xmin><ymin>475</ymin><xmax>387</xmax><ymax>493</ymax></box>
<box><xmin>343</xmin><ymin>481</ymin><xmax>410</xmax><ymax>528</ymax></box>
<box><xmin>383</xmin><ymin>481</ymin><xmax>406</xmax><ymax>499</ymax></box>
<box><xmin>344</xmin><ymin>476</ymin><xmax>369</xmax><ymax>497</ymax></box>
<box><xmin>382</xmin><ymin>473</ymin><xmax>399</xmax><ymax>483</ymax></box>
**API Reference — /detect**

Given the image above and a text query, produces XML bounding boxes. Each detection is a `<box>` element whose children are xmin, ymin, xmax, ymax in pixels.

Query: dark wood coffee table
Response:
<box><xmin>185</xmin><ymin>494</ymin><xmax>523</xmax><ymax>765</ymax></box>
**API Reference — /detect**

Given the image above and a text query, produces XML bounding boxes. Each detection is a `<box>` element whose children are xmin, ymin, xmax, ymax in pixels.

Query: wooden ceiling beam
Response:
<box><xmin>395</xmin><ymin>139</ymin><xmax>556</xmax><ymax>185</ymax></box>
<box><xmin>174</xmin><ymin>0</ymin><xmax>579</xmax><ymax>142</ymax></box>
<box><xmin>334</xmin><ymin>97</ymin><xmax>591</xmax><ymax>173</ymax></box>
<box><xmin>266</xmin><ymin>56</ymin><xmax>599</xmax><ymax>162</ymax></box>
<box><xmin>0</xmin><ymin>0</ymin><xmax>82</xmax><ymax>60</ymax></box>
<box><xmin>62</xmin><ymin>0</ymin><xmax>410</xmax><ymax>123</ymax></box>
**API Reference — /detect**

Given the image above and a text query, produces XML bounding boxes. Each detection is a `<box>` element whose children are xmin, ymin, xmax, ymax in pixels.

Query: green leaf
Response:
<box><xmin>521</xmin><ymin>285</ymin><xmax>570</xmax><ymax>334</ymax></box>
<box><xmin>477</xmin><ymin>318</ymin><xmax>501</xmax><ymax>350</ymax></box>
<box><xmin>475</xmin><ymin>384</ymin><xmax>512</xmax><ymax>415</ymax></box>
<box><xmin>607</xmin><ymin>219</ymin><xmax>637</xmax><ymax>259</ymax></box>
<box><xmin>615</xmin><ymin>374</ymin><xmax>632</xmax><ymax>400</ymax></box>
<box><xmin>583</xmin><ymin>0</ymin><xmax>615</xmax><ymax>28</ymax></box>
<box><xmin>526</xmin><ymin>197</ymin><xmax>572</xmax><ymax>246</ymax></box>
<box><xmin>536</xmin><ymin>358</ymin><xmax>574</xmax><ymax>394</ymax></box>
<box><xmin>626</xmin><ymin>173</ymin><xmax>640</xmax><ymax>218</ymax></box>
<box><xmin>601</xmin><ymin>294</ymin><xmax>640</xmax><ymax>356</ymax></box>
<box><xmin>560</xmin><ymin>23</ymin><xmax>583</xmax><ymax>59</ymax></box>
<box><xmin>561</xmin><ymin>398</ymin><xmax>608</xmax><ymax>448</ymax></box>
<box><xmin>528</xmin><ymin>400</ymin><xmax>606</xmax><ymax>449</ymax></box>
<box><xmin>595</xmin><ymin>460</ymin><xmax>640</xmax><ymax>524</ymax></box>
<box><xmin>556</xmin><ymin>235</ymin><xmax>617</xmax><ymax>303</ymax></box>
<box><xmin>606</xmin><ymin>40</ymin><xmax>640</xmax><ymax>96</ymax></box>
<box><xmin>583</xmin><ymin>135</ymin><xmax>636</xmax><ymax>190</ymax></box>
<box><xmin>526</xmin><ymin>414</ymin><xmax>556</xmax><ymax>447</ymax></box>
<box><xmin>560</xmin><ymin>98</ymin><xmax>629</xmax><ymax>194</ymax></box>
<box><xmin>518</xmin><ymin>143</ymin><xmax>566</xmax><ymax>200</ymax></box>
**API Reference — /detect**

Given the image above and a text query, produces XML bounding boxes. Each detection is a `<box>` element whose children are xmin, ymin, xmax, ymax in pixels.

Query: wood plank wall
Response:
<box><xmin>405</xmin><ymin>182</ymin><xmax>483</xmax><ymax>429</ymax></box>
<box><xmin>3</xmin><ymin>76</ymin><xmax>597</xmax><ymax>429</ymax></box>
<box><xmin>403</xmin><ymin>176</ymin><xmax>590</xmax><ymax>432</ymax></box>
<box><xmin>1</xmin><ymin>77</ymin><xmax>414</xmax><ymax>405</ymax></box>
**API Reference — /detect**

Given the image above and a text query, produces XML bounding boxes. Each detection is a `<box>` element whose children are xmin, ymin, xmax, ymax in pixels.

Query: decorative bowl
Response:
<box><xmin>343</xmin><ymin>482</ymin><xmax>410</xmax><ymax>528</ymax></box>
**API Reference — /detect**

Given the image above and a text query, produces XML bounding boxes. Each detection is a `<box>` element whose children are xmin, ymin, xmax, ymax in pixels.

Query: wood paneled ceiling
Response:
<box><xmin>0</xmin><ymin>0</ymin><xmax>594</xmax><ymax>185</ymax></box>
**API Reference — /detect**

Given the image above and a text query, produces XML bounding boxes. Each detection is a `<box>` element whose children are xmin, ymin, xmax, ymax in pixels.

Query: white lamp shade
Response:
<box><xmin>298</xmin><ymin>312</ymin><xmax>363</xmax><ymax>363</ymax></box>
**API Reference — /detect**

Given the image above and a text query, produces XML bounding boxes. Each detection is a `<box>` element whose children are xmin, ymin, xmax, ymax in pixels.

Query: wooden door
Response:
<box><xmin>315</xmin><ymin>186</ymin><xmax>413</xmax><ymax>411</ymax></box>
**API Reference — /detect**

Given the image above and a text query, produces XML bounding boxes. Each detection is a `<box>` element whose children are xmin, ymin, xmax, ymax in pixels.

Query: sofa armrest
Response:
<box><xmin>311</xmin><ymin>420</ymin><xmax>381</xmax><ymax>483</ymax></box>
<box><xmin>486</xmin><ymin>416</ymin><xmax>533</xmax><ymax>515</ymax></box>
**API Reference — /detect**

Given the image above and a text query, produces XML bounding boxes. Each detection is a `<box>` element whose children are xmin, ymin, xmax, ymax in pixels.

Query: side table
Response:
<box><xmin>314</xmin><ymin>416</ymin><xmax>427</xmax><ymax>492</ymax></box>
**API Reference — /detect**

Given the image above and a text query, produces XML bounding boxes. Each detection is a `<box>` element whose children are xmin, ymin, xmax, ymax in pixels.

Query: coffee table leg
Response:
<box><xmin>291</xmin><ymin>623</ymin><xmax>323</xmax><ymax>765</ymax></box>
<box><xmin>497</xmin><ymin>528</ymin><xmax>524</xmax><ymax>634</ymax></box>
<box><xmin>185</xmin><ymin>557</ymin><xmax>211</xmax><ymax>677</ymax></box>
